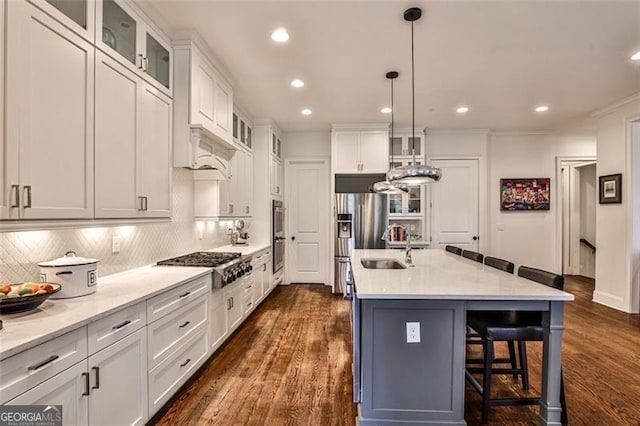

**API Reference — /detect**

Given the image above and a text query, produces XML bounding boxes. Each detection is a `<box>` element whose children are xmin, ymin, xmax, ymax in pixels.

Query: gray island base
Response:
<box><xmin>351</xmin><ymin>249</ymin><xmax>573</xmax><ymax>426</ymax></box>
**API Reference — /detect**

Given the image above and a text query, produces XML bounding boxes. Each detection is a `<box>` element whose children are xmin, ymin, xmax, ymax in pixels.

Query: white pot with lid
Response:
<box><xmin>38</xmin><ymin>251</ymin><xmax>99</xmax><ymax>299</ymax></box>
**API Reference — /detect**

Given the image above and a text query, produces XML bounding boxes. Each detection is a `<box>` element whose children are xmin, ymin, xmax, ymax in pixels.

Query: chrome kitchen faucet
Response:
<box><xmin>382</xmin><ymin>224</ymin><xmax>414</xmax><ymax>266</ymax></box>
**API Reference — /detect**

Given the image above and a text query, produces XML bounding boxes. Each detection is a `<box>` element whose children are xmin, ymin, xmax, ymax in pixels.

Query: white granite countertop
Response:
<box><xmin>0</xmin><ymin>265</ymin><xmax>211</xmax><ymax>361</ymax></box>
<box><xmin>351</xmin><ymin>249</ymin><xmax>575</xmax><ymax>301</ymax></box>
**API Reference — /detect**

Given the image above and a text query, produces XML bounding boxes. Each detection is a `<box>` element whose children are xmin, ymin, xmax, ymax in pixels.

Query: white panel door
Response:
<box><xmin>8</xmin><ymin>1</ymin><xmax>94</xmax><ymax>219</ymax></box>
<box><xmin>286</xmin><ymin>159</ymin><xmax>329</xmax><ymax>283</ymax></box>
<box><xmin>88</xmin><ymin>328</ymin><xmax>148</xmax><ymax>426</ymax></box>
<box><xmin>139</xmin><ymin>84</ymin><xmax>171</xmax><ymax>217</ymax></box>
<box><xmin>94</xmin><ymin>52</ymin><xmax>138</xmax><ymax>218</ymax></box>
<box><xmin>334</xmin><ymin>132</ymin><xmax>360</xmax><ymax>173</ymax></box>
<box><xmin>430</xmin><ymin>159</ymin><xmax>479</xmax><ymax>250</ymax></box>
<box><xmin>359</xmin><ymin>131</ymin><xmax>389</xmax><ymax>173</ymax></box>
<box><xmin>8</xmin><ymin>361</ymin><xmax>89</xmax><ymax>426</ymax></box>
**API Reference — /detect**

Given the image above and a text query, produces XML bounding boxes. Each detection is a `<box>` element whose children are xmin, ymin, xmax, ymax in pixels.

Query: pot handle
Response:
<box><xmin>64</xmin><ymin>251</ymin><xmax>77</xmax><ymax>258</ymax></box>
<box><xmin>56</xmin><ymin>271</ymin><xmax>73</xmax><ymax>276</ymax></box>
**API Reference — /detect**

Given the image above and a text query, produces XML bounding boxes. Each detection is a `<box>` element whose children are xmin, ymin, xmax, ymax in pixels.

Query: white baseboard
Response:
<box><xmin>592</xmin><ymin>290</ymin><xmax>627</xmax><ymax>312</ymax></box>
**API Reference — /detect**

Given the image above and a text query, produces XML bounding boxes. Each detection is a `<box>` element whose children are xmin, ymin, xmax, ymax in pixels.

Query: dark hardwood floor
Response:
<box><xmin>151</xmin><ymin>277</ymin><xmax>640</xmax><ymax>426</ymax></box>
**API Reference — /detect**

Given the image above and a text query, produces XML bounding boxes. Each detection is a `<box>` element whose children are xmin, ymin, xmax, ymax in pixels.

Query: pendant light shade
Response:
<box><xmin>373</xmin><ymin>71</ymin><xmax>409</xmax><ymax>194</ymax></box>
<box><xmin>387</xmin><ymin>7</ymin><xmax>442</xmax><ymax>185</ymax></box>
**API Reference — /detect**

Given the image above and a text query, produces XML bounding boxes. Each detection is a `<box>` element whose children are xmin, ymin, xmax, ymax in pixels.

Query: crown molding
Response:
<box><xmin>591</xmin><ymin>92</ymin><xmax>640</xmax><ymax>118</ymax></box>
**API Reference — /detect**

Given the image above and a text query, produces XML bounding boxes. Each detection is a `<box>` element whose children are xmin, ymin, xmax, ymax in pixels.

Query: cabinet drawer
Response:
<box><xmin>0</xmin><ymin>327</ymin><xmax>87</xmax><ymax>404</ymax></box>
<box><xmin>146</xmin><ymin>274</ymin><xmax>210</xmax><ymax>323</ymax></box>
<box><xmin>243</xmin><ymin>290</ymin><xmax>254</xmax><ymax>314</ymax></box>
<box><xmin>88</xmin><ymin>301</ymin><xmax>146</xmax><ymax>355</ymax></box>
<box><xmin>148</xmin><ymin>325</ymin><xmax>209</xmax><ymax>416</ymax></box>
<box><xmin>147</xmin><ymin>296</ymin><xmax>208</xmax><ymax>369</ymax></box>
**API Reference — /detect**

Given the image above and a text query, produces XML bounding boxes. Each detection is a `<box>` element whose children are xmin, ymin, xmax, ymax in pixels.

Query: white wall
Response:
<box><xmin>486</xmin><ymin>133</ymin><xmax>596</xmax><ymax>273</ymax></box>
<box><xmin>282</xmin><ymin>131</ymin><xmax>331</xmax><ymax>158</ymax></box>
<box><xmin>579</xmin><ymin>163</ymin><xmax>596</xmax><ymax>278</ymax></box>
<box><xmin>594</xmin><ymin>95</ymin><xmax>640</xmax><ymax>312</ymax></box>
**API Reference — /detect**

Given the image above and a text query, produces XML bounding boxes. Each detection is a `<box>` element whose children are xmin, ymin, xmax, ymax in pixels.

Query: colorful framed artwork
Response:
<box><xmin>500</xmin><ymin>178</ymin><xmax>550</xmax><ymax>211</ymax></box>
<box><xmin>599</xmin><ymin>173</ymin><xmax>622</xmax><ymax>204</ymax></box>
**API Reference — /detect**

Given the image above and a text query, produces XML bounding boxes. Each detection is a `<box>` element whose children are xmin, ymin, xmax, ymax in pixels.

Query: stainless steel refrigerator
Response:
<box><xmin>334</xmin><ymin>193</ymin><xmax>388</xmax><ymax>296</ymax></box>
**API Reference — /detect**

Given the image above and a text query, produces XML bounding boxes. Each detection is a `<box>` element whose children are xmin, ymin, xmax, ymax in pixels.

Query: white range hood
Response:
<box><xmin>181</xmin><ymin>125</ymin><xmax>235</xmax><ymax>179</ymax></box>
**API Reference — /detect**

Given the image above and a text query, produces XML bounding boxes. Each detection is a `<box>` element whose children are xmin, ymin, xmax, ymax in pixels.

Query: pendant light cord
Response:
<box><xmin>411</xmin><ymin>18</ymin><xmax>416</xmax><ymax>166</ymax></box>
<box><xmin>391</xmin><ymin>76</ymin><xmax>394</xmax><ymax>166</ymax></box>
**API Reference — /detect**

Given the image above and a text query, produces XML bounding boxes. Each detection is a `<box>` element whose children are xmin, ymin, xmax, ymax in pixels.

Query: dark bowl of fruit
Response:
<box><xmin>0</xmin><ymin>283</ymin><xmax>62</xmax><ymax>314</ymax></box>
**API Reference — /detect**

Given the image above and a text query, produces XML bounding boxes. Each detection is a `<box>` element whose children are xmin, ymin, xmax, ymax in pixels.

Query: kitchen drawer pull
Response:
<box><xmin>137</xmin><ymin>53</ymin><xmax>144</xmax><ymax>70</ymax></box>
<box><xmin>179</xmin><ymin>291</ymin><xmax>191</xmax><ymax>298</ymax></box>
<box><xmin>23</xmin><ymin>186</ymin><xmax>32</xmax><ymax>208</ymax></box>
<box><xmin>55</xmin><ymin>271</ymin><xmax>73</xmax><ymax>276</ymax></box>
<box><xmin>178</xmin><ymin>321</ymin><xmax>190</xmax><ymax>328</ymax></box>
<box><xmin>27</xmin><ymin>355</ymin><xmax>59</xmax><ymax>371</ymax></box>
<box><xmin>92</xmin><ymin>366</ymin><xmax>100</xmax><ymax>389</ymax></box>
<box><xmin>112</xmin><ymin>320</ymin><xmax>131</xmax><ymax>330</ymax></box>
<box><xmin>180</xmin><ymin>358</ymin><xmax>191</xmax><ymax>368</ymax></box>
<box><xmin>10</xmin><ymin>185</ymin><xmax>19</xmax><ymax>208</ymax></box>
<box><xmin>82</xmin><ymin>372</ymin><xmax>90</xmax><ymax>396</ymax></box>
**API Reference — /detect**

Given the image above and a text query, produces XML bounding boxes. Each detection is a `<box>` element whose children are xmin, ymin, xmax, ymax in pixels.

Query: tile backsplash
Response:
<box><xmin>0</xmin><ymin>169</ymin><xmax>237</xmax><ymax>283</ymax></box>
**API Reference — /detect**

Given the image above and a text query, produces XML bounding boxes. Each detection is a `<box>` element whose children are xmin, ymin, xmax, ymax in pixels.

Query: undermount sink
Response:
<box><xmin>360</xmin><ymin>258</ymin><xmax>407</xmax><ymax>270</ymax></box>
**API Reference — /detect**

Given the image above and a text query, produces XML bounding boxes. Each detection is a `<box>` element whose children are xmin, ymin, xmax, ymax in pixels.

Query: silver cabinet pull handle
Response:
<box><xmin>23</xmin><ymin>186</ymin><xmax>32</xmax><ymax>208</ymax></box>
<box><xmin>138</xmin><ymin>196</ymin><xmax>145</xmax><ymax>211</ymax></box>
<box><xmin>10</xmin><ymin>185</ymin><xmax>19</xmax><ymax>208</ymax></box>
<box><xmin>137</xmin><ymin>53</ymin><xmax>144</xmax><ymax>70</ymax></box>
<box><xmin>143</xmin><ymin>56</ymin><xmax>148</xmax><ymax>72</ymax></box>
<box><xmin>27</xmin><ymin>355</ymin><xmax>59</xmax><ymax>371</ymax></box>
<box><xmin>91</xmin><ymin>366</ymin><xmax>100</xmax><ymax>389</ymax></box>
<box><xmin>143</xmin><ymin>196</ymin><xmax>148</xmax><ymax>211</ymax></box>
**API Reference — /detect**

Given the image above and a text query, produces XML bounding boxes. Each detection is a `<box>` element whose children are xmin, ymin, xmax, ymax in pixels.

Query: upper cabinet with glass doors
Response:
<box><xmin>96</xmin><ymin>0</ymin><xmax>172</xmax><ymax>96</ymax></box>
<box><xmin>389</xmin><ymin>129</ymin><xmax>425</xmax><ymax>158</ymax></box>
<box><xmin>29</xmin><ymin>0</ymin><xmax>96</xmax><ymax>42</ymax></box>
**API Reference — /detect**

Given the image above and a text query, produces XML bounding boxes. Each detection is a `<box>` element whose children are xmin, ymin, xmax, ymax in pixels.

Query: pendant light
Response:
<box><xmin>373</xmin><ymin>71</ymin><xmax>409</xmax><ymax>194</ymax></box>
<box><xmin>387</xmin><ymin>7</ymin><xmax>442</xmax><ymax>185</ymax></box>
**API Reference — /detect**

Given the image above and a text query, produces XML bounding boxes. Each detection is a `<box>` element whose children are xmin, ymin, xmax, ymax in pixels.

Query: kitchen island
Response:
<box><xmin>350</xmin><ymin>249</ymin><xmax>574</xmax><ymax>426</ymax></box>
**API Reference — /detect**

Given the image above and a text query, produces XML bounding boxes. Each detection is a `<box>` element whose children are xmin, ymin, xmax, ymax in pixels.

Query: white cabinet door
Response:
<box><xmin>244</xmin><ymin>151</ymin><xmax>254</xmax><ymax>216</ymax></box>
<box><xmin>29</xmin><ymin>0</ymin><xmax>95</xmax><ymax>43</ymax></box>
<box><xmin>6</xmin><ymin>1</ymin><xmax>94</xmax><ymax>219</ymax></box>
<box><xmin>213</xmin><ymin>77</ymin><xmax>233</xmax><ymax>142</ymax></box>
<box><xmin>190</xmin><ymin>51</ymin><xmax>216</xmax><ymax>132</ymax></box>
<box><xmin>209</xmin><ymin>289</ymin><xmax>229</xmax><ymax>352</ymax></box>
<box><xmin>227</xmin><ymin>284</ymin><xmax>244</xmax><ymax>332</ymax></box>
<box><xmin>95</xmin><ymin>52</ymin><xmax>139</xmax><ymax>218</ymax></box>
<box><xmin>360</xmin><ymin>131</ymin><xmax>388</xmax><ymax>173</ymax></box>
<box><xmin>334</xmin><ymin>132</ymin><xmax>360</xmax><ymax>173</ymax></box>
<box><xmin>88</xmin><ymin>328</ymin><xmax>148</xmax><ymax>426</ymax></box>
<box><xmin>138</xmin><ymin>84</ymin><xmax>171</xmax><ymax>217</ymax></box>
<box><xmin>8</xmin><ymin>361</ymin><xmax>89</xmax><ymax>426</ymax></box>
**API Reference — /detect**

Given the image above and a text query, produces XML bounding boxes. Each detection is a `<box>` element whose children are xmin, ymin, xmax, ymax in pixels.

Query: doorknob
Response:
<box><xmin>472</xmin><ymin>236</ymin><xmax>479</xmax><ymax>241</ymax></box>
<box><xmin>291</xmin><ymin>236</ymin><xmax>295</xmax><ymax>241</ymax></box>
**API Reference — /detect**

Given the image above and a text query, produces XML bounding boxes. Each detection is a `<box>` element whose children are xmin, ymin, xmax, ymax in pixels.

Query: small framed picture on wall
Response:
<box><xmin>599</xmin><ymin>173</ymin><xmax>622</xmax><ymax>204</ymax></box>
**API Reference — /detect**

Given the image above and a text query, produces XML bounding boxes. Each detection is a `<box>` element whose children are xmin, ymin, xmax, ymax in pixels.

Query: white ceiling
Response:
<box><xmin>143</xmin><ymin>0</ymin><xmax>640</xmax><ymax>133</ymax></box>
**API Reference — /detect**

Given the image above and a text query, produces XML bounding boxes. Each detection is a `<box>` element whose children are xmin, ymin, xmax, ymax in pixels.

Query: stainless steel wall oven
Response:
<box><xmin>272</xmin><ymin>200</ymin><xmax>285</xmax><ymax>273</ymax></box>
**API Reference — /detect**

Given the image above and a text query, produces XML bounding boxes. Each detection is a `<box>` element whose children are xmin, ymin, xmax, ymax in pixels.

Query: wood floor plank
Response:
<box><xmin>151</xmin><ymin>278</ymin><xmax>640</xmax><ymax>426</ymax></box>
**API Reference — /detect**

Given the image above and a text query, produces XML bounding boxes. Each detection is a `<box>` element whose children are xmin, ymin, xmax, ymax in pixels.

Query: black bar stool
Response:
<box><xmin>462</xmin><ymin>249</ymin><xmax>484</xmax><ymax>263</ymax></box>
<box><xmin>445</xmin><ymin>245</ymin><xmax>462</xmax><ymax>255</ymax></box>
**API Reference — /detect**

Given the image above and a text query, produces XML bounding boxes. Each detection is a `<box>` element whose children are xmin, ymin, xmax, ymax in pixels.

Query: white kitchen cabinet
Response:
<box><xmin>389</xmin><ymin>130</ymin><xmax>425</xmax><ymax>158</ymax></box>
<box><xmin>233</xmin><ymin>109</ymin><xmax>253</xmax><ymax>150</ymax></box>
<box><xmin>270</xmin><ymin>155</ymin><xmax>283</xmax><ymax>198</ymax></box>
<box><xmin>226</xmin><ymin>280</ymin><xmax>244</xmax><ymax>332</ymax></box>
<box><xmin>331</xmin><ymin>127</ymin><xmax>389</xmax><ymax>174</ymax></box>
<box><xmin>95</xmin><ymin>51</ymin><xmax>171</xmax><ymax>218</ymax></box>
<box><xmin>3</xmin><ymin>1</ymin><xmax>94</xmax><ymax>219</ymax></box>
<box><xmin>233</xmin><ymin>149</ymin><xmax>253</xmax><ymax>216</ymax></box>
<box><xmin>29</xmin><ymin>0</ymin><xmax>95</xmax><ymax>43</ymax></box>
<box><xmin>88</xmin><ymin>327</ymin><xmax>148</xmax><ymax>426</ymax></box>
<box><xmin>7</xmin><ymin>361</ymin><xmax>89</xmax><ymax>426</ymax></box>
<box><xmin>173</xmin><ymin>40</ymin><xmax>234</xmax><ymax>157</ymax></box>
<box><xmin>96</xmin><ymin>0</ymin><xmax>172</xmax><ymax>96</ymax></box>
<box><xmin>209</xmin><ymin>288</ymin><xmax>229</xmax><ymax>353</ymax></box>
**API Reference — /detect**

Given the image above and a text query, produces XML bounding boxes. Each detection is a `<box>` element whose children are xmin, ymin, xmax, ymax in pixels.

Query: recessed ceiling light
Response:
<box><xmin>271</xmin><ymin>28</ymin><xmax>290</xmax><ymax>43</ymax></box>
<box><xmin>456</xmin><ymin>106</ymin><xmax>469</xmax><ymax>113</ymax></box>
<box><xmin>631</xmin><ymin>51</ymin><xmax>640</xmax><ymax>61</ymax></box>
<box><xmin>535</xmin><ymin>105</ymin><xmax>549</xmax><ymax>113</ymax></box>
<box><xmin>291</xmin><ymin>79</ymin><xmax>304</xmax><ymax>88</ymax></box>
<box><xmin>381</xmin><ymin>107</ymin><xmax>392</xmax><ymax>114</ymax></box>
<box><xmin>301</xmin><ymin>108</ymin><xmax>312</xmax><ymax>116</ymax></box>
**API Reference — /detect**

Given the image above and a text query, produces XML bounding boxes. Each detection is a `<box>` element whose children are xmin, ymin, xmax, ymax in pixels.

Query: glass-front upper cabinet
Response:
<box><xmin>390</xmin><ymin>131</ymin><xmax>425</xmax><ymax>158</ymax></box>
<box><xmin>272</xmin><ymin>133</ymin><xmax>282</xmax><ymax>158</ymax></box>
<box><xmin>34</xmin><ymin>0</ymin><xmax>95</xmax><ymax>41</ymax></box>
<box><xmin>388</xmin><ymin>159</ymin><xmax>425</xmax><ymax>217</ymax></box>
<box><xmin>97</xmin><ymin>0</ymin><xmax>172</xmax><ymax>95</ymax></box>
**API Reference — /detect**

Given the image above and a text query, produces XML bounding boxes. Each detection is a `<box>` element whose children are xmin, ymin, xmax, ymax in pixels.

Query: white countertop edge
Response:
<box><xmin>0</xmin><ymin>267</ymin><xmax>212</xmax><ymax>361</ymax></box>
<box><xmin>208</xmin><ymin>243</ymin><xmax>271</xmax><ymax>256</ymax></box>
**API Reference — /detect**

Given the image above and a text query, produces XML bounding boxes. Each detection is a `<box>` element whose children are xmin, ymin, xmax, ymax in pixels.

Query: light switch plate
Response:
<box><xmin>406</xmin><ymin>322</ymin><xmax>420</xmax><ymax>343</ymax></box>
<box><xmin>111</xmin><ymin>236</ymin><xmax>121</xmax><ymax>254</ymax></box>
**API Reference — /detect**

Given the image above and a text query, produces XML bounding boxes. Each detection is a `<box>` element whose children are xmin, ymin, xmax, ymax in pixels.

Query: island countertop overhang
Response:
<box><xmin>351</xmin><ymin>249</ymin><xmax>575</xmax><ymax>302</ymax></box>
